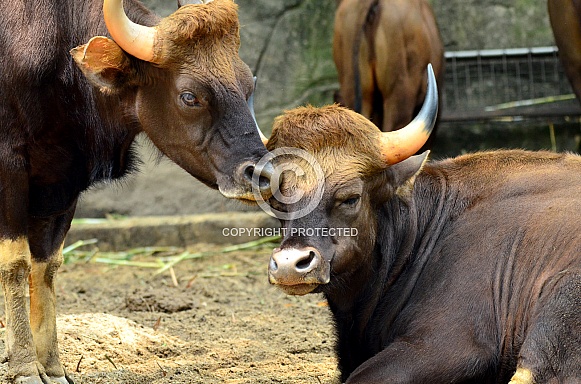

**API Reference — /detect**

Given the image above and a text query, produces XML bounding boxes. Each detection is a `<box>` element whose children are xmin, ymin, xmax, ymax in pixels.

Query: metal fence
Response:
<box><xmin>441</xmin><ymin>46</ymin><xmax>581</xmax><ymax>122</ymax></box>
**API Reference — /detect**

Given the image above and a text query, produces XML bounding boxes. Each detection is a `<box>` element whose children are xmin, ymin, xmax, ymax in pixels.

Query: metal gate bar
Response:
<box><xmin>441</xmin><ymin>46</ymin><xmax>581</xmax><ymax>121</ymax></box>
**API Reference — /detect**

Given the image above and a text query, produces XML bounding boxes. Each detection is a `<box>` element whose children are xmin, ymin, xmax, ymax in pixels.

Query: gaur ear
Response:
<box><xmin>388</xmin><ymin>151</ymin><xmax>430</xmax><ymax>198</ymax></box>
<box><xmin>70</xmin><ymin>36</ymin><xmax>133</xmax><ymax>93</ymax></box>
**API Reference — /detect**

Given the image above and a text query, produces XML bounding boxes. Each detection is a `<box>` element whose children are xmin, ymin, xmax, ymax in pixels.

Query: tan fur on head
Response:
<box><xmin>268</xmin><ymin>105</ymin><xmax>389</xmax><ymax>179</ymax></box>
<box><xmin>155</xmin><ymin>0</ymin><xmax>240</xmax><ymax>65</ymax></box>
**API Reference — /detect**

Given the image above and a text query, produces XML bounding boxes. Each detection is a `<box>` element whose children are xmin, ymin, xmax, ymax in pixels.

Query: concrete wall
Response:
<box><xmin>433</xmin><ymin>0</ymin><xmax>554</xmax><ymax>50</ymax></box>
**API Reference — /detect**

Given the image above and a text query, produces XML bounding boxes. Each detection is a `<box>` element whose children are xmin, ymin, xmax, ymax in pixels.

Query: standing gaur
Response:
<box><xmin>0</xmin><ymin>0</ymin><xmax>272</xmax><ymax>382</ymax></box>
<box><xmin>262</xmin><ymin>66</ymin><xmax>581</xmax><ymax>383</ymax></box>
<box><xmin>333</xmin><ymin>0</ymin><xmax>444</xmax><ymax>140</ymax></box>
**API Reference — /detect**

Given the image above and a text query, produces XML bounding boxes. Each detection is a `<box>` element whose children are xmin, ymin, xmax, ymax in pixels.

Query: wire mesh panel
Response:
<box><xmin>441</xmin><ymin>47</ymin><xmax>580</xmax><ymax>121</ymax></box>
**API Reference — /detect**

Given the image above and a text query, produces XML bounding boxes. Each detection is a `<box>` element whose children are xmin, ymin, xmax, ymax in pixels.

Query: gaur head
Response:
<box><xmin>71</xmin><ymin>0</ymin><xmax>272</xmax><ymax>200</ymax></box>
<box><xmin>264</xmin><ymin>65</ymin><xmax>438</xmax><ymax>297</ymax></box>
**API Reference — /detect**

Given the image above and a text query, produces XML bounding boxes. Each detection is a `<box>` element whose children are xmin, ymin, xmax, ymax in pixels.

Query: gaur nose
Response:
<box><xmin>241</xmin><ymin>160</ymin><xmax>274</xmax><ymax>196</ymax></box>
<box><xmin>269</xmin><ymin>247</ymin><xmax>325</xmax><ymax>281</ymax></box>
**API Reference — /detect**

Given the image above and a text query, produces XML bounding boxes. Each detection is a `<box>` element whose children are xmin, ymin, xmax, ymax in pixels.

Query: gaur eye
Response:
<box><xmin>341</xmin><ymin>196</ymin><xmax>360</xmax><ymax>207</ymax></box>
<box><xmin>180</xmin><ymin>92</ymin><xmax>201</xmax><ymax>107</ymax></box>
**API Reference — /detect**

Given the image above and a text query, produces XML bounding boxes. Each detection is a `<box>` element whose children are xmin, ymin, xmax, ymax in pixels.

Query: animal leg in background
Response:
<box><xmin>549</xmin><ymin>0</ymin><xmax>581</xmax><ymax>103</ymax></box>
<box><xmin>380</xmin><ymin>82</ymin><xmax>416</xmax><ymax>132</ymax></box>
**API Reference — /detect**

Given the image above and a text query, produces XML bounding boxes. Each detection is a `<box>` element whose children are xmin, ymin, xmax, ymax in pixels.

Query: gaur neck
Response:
<box><xmin>326</xmin><ymin>169</ymin><xmax>459</xmax><ymax>375</ymax></box>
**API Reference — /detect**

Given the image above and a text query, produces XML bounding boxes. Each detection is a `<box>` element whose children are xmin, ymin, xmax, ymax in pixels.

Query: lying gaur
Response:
<box><xmin>262</xmin><ymin>65</ymin><xmax>581</xmax><ymax>383</ymax></box>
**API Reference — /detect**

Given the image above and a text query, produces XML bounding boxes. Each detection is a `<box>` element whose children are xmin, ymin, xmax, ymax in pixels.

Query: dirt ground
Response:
<box><xmin>0</xmin><ymin>243</ymin><xmax>340</xmax><ymax>384</ymax></box>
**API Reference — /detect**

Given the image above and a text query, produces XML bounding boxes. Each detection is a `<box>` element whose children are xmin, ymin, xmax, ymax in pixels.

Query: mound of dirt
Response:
<box><xmin>59</xmin><ymin>313</ymin><xmax>187</xmax><ymax>376</ymax></box>
<box><xmin>0</xmin><ymin>245</ymin><xmax>340</xmax><ymax>383</ymax></box>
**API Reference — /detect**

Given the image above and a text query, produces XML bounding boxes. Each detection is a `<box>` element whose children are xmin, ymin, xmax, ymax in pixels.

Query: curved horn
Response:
<box><xmin>248</xmin><ymin>77</ymin><xmax>269</xmax><ymax>145</ymax></box>
<box><xmin>379</xmin><ymin>64</ymin><xmax>438</xmax><ymax>165</ymax></box>
<box><xmin>103</xmin><ymin>0</ymin><xmax>157</xmax><ymax>62</ymax></box>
